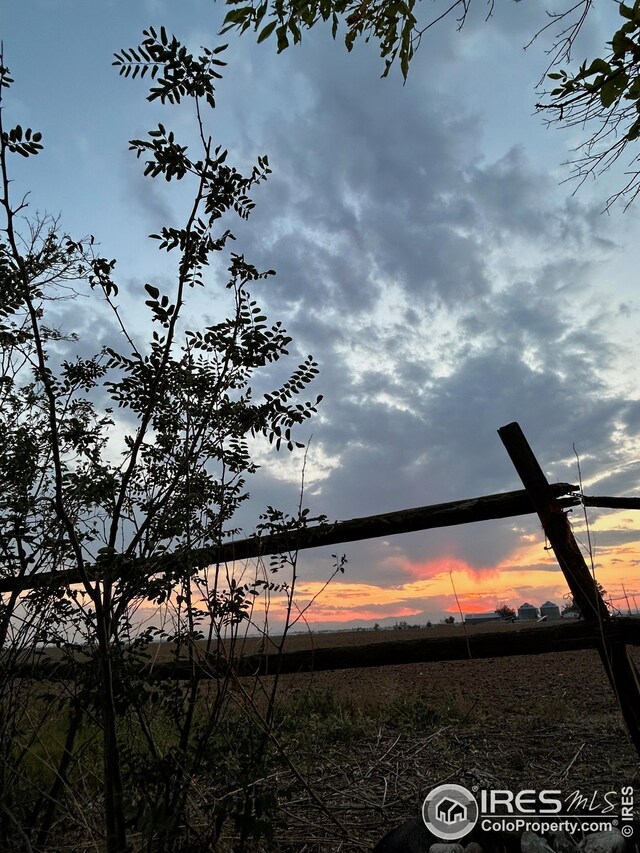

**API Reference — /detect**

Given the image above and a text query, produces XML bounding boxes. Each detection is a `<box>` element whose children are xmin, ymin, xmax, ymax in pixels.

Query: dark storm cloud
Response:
<box><xmin>464</xmin><ymin>147</ymin><xmax>553</xmax><ymax>237</ymax></box>
<box><xmin>6</xmin><ymin>0</ymin><xmax>636</xmax><ymax>626</ymax></box>
<box><xmin>229</xmin><ymin>29</ymin><xmax>486</xmax><ymax>309</ymax></box>
<box><xmin>222</xmin><ymin>25</ymin><xmax>640</xmax><ymax>589</ymax></box>
<box><xmin>123</xmin><ymin>155</ymin><xmax>174</xmax><ymax>230</ymax></box>
<box><xmin>409</xmin><ymin>350</ymin><xmax>619</xmax><ymax>494</ymax></box>
<box><xmin>261</xmin><ymin>229</ymin><xmax>378</xmax><ymax>316</ymax></box>
<box><xmin>62</xmin><ymin>15</ymin><xmax>629</xmax><ymax>592</ymax></box>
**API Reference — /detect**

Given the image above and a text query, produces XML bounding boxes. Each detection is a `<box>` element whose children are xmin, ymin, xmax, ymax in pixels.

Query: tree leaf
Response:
<box><xmin>257</xmin><ymin>20</ymin><xmax>277</xmax><ymax>43</ymax></box>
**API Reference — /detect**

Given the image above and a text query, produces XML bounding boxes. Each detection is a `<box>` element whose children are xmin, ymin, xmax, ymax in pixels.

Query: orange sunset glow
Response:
<box><xmin>134</xmin><ymin>505</ymin><xmax>640</xmax><ymax>633</ymax></box>
<box><xmin>251</xmin><ymin>507</ymin><xmax>640</xmax><ymax>628</ymax></box>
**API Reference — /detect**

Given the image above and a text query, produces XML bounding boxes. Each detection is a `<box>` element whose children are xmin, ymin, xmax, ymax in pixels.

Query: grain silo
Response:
<box><xmin>540</xmin><ymin>600</ymin><xmax>561</xmax><ymax>620</ymax></box>
<box><xmin>518</xmin><ymin>602</ymin><xmax>538</xmax><ymax>621</ymax></box>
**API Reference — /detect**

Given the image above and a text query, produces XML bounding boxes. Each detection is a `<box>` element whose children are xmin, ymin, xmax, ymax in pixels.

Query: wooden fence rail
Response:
<box><xmin>15</xmin><ymin>616</ymin><xmax>640</xmax><ymax>682</ymax></box>
<box><xmin>3</xmin><ymin>422</ymin><xmax>640</xmax><ymax>756</ymax></box>
<box><xmin>0</xmin><ymin>482</ymin><xmax>630</xmax><ymax>595</ymax></box>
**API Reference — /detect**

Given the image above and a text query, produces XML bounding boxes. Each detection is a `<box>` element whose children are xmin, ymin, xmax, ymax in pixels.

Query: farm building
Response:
<box><xmin>539</xmin><ymin>600</ymin><xmax>561</xmax><ymax>619</ymax></box>
<box><xmin>463</xmin><ymin>612</ymin><xmax>503</xmax><ymax>625</ymax></box>
<box><xmin>518</xmin><ymin>602</ymin><xmax>539</xmax><ymax>620</ymax></box>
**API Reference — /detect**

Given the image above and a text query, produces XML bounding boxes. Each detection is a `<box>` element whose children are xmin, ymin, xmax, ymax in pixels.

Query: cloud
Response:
<box><xmin>8</xmin><ymin>0</ymin><xmax>636</xmax><ymax>625</ymax></box>
<box><xmin>214</xmin><ymin>23</ymin><xmax>640</xmax><ymax>611</ymax></box>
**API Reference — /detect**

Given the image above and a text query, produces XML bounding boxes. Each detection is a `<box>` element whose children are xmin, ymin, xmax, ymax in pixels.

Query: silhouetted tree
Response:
<box><xmin>0</xmin><ymin>33</ymin><xmax>322</xmax><ymax>851</ymax></box>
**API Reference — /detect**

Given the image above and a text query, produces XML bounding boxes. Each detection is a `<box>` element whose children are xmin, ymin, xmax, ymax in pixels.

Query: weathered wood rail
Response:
<box><xmin>3</xmin><ymin>421</ymin><xmax>640</xmax><ymax>755</ymax></box>
<box><xmin>173</xmin><ymin>616</ymin><xmax>640</xmax><ymax>676</ymax></box>
<box><xmin>0</xmin><ymin>483</ymin><xmax>580</xmax><ymax>593</ymax></box>
<box><xmin>1</xmin><ymin>488</ymin><xmax>634</xmax><ymax>596</ymax></box>
<box><xmin>17</xmin><ymin>617</ymin><xmax>640</xmax><ymax>682</ymax></box>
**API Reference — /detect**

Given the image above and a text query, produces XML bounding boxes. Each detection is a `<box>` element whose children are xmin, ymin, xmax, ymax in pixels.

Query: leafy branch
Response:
<box><xmin>537</xmin><ymin>0</ymin><xmax>640</xmax><ymax>208</ymax></box>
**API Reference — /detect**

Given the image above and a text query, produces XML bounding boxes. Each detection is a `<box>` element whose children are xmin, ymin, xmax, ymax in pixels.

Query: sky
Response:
<box><xmin>4</xmin><ymin>0</ymin><xmax>640</xmax><ymax>630</ymax></box>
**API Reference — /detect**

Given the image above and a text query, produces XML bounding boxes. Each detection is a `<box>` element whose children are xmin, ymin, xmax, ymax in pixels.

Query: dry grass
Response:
<box><xmin>10</xmin><ymin>625</ymin><xmax>640</xmax><ymax>851</ymax></box>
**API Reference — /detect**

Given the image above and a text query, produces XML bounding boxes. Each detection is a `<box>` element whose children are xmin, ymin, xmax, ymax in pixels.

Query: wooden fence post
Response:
<box><xmin>498</xmin><ymin>421</ymin><xmax>640</xmax><ymax>758</ymax></box>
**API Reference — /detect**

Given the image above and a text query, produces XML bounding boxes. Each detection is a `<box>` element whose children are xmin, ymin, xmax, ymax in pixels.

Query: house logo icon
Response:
<box><xmin>422</xmin><ymin>784</ymin><xmax>478</xmax><ymax>840</ymax></box>
<box><xmin>436</xmin><ymin>797</ymin><xmax>468</xmax><ymax>825</ymax></box>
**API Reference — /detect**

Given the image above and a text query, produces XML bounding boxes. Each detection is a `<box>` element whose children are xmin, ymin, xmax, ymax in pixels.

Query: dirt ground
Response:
<box><xmin>270</xmin><ymin>630</ymin><xmax>638</xmax><ymax>724</ymax></box>
<box><xmin>232</xmin><ymin>624</ymin><xmax>640</xmax><ymax>850</ymax></box>
<box><xmin>37</xmin><ymin>621</ymin><xmax>640</xmax><ymax>850</ymax></box>
<box><xmin>126</xmin><ymin>621</ymin><xmax>640</xmax><ymax>794</ymax></box>
<box><xmin>236</xmin><ymin>622</ymin><xmax>640</xmax><ymax>727</ymax></box>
